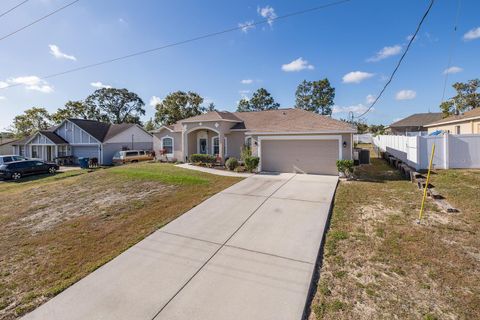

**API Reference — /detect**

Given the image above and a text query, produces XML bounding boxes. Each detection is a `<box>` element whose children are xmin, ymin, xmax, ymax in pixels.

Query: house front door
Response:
<box><xmin>46</xmin><ymin>146</ymin><xmax>53</xmax><ymax>162</ymax></box>
<box><xmin>199</xmin><ymin>139</ymin><xmax>207</xmax><ymax>154</ymax></box>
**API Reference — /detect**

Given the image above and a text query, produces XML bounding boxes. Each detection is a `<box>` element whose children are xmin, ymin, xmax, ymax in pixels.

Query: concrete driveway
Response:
<box><xmin>23</xmin><ymin>173</ymin><xmax>338</xmax><ymax>320</ymax></box>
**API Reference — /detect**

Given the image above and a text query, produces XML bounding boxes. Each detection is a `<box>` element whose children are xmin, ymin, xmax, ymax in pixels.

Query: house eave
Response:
<box><xmin>424</xmin><ymin>115</ymin><xmax>480</xmax><ymax>127</ymax></box>
<box><xmin>246</xmin><ymin>130</ymin><xmax>357</xmax><ymax>135</ymax></box>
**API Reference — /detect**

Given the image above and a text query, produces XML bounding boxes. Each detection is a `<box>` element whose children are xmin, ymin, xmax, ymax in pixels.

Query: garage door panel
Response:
<box><xmin>72</xmin><ymin>146</ymin><xmax>99</xmax><ymax>161</ymax></box>
<box><xmin>261</xmin><ymin>140</ymin><xmax>339</xmax><ymax>175</ymax></box>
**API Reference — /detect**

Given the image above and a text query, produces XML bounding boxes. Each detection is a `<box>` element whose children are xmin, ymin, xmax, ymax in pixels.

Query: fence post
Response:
<box><xmin>444</xmin><ymin>133</ymin><xmax>449</xmax><ymax>169</ymax></box>
<box><xmin>416</xmin><ymin>136</ymin><xmax>421</xmax><ymax>170</ymax></box>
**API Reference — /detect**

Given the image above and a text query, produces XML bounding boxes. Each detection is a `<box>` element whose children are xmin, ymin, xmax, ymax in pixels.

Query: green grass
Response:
<box><xmin>0</xmin><ymin>162</ymin><xmax>242</xmax><ymax>319</ymax></box>
<box><xmin>109</xmin><ymin>163</ymin><xmax>210</xmax><ymax>185</ymax></box>
<box><xmin>310</xmin><ymin>145</ymin><xmax>480</xmax><ymax>320</ymax></box>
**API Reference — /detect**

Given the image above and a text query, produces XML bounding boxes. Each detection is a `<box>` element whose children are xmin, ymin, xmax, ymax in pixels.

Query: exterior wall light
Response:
<box><xmin>343</xmin><ymin>141</ymin><xmax>347</xmax><ymax>148</ymax></box>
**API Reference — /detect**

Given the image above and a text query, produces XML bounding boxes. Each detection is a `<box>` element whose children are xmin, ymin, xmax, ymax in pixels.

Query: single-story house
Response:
<box><xmin>0</xmin><ymin>138</ymin><xmax>19</xmax><ymax>155</ymax></box>
<box><xmin>152</xmin><ymin>108</ymin><xmax>356</xmax><ymax>175</ymax></box>
<box><xmin>387</xmin><ymin>112</ymin><xmax>443</xmax><ymax>135</ymax></box>
<box><xmin>425</xmin><ymin>108</ymin><xmax>480</xmax><ymax>134</ymax></box>
<box><xmin>12</xmin><ymin>119</ymin><xmax>153</xmax><ymax>165</ymax></box>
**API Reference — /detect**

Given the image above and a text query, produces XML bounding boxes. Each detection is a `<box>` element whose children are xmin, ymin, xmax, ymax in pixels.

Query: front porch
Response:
<box><xmin>184</xmin><ymin>128</ymin><xmax>227</xmax><ymax>162</ymax></box>
<box><xmin>29</xmin><ymin>144</ymin><xmax>71</xmax><ymax>162</ymax></box>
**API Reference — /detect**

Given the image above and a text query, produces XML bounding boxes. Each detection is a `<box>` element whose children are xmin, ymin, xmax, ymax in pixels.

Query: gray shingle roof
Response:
<box><xmin>425</xmin><ymin>108</ymin><xmax>480</xmax><ymax>126</ymax></box>
<box><xmin>389</xmin><ymin>113</ymin><xmax>443</xmax><ymax>128</ymax></box>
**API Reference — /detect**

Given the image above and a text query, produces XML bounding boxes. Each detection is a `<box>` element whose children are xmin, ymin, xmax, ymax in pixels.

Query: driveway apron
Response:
<box><xmin>23</xmin><ymin>173</ymin><xmax>338</xmax><ymax>320</ymax></box>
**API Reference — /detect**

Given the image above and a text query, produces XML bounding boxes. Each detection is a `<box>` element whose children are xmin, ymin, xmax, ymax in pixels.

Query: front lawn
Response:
<box><xmin>0</xmin><ymin>163</ymin><xmax>241</xmax><ymax>319</ymax></box>
<box><xmin>309</xmin><ymin>146</ymin><xmax>480</xmax><ymax>320</ymax></box>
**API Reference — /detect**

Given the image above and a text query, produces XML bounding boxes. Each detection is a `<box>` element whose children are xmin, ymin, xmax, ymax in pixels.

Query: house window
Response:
<box><xmin>212</xmin><ymin>137</ymin><xmax>227</xmax><ymax>155</ymax></box>
<box><xmin>18</xmin><ymin>146</ymin><xmax>25</xmax><ymax>156</ymax></box>
<box><xmin>58</xmin><ymin>145</ymin><xmax>68</xmax><ymax>157</ymax></box>
<box><xmin>31</xmin><ymin>146</ymin><xmax>38</xmax><ymax>158</ymax></box>
<box><xmin>245</xmin><ymin>137</ymin><xmax>252</xmax><ymax>148</ymax></box>
<box><xmin>161</xmin><ymin>137</ymin><xmax>173</xmax><ymax>155</ymax></box>
<box><xmin>455</xmin><ymin>125</ymin><xmax>461</xmax><ymax>134</ymax></box>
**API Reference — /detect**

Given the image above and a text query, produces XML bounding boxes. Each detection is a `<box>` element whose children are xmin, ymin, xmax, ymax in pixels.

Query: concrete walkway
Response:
<box><xmin>175</xmin><ymin>163</ymin><xmax>254</xmax><ymax>177</ymax></box>
<box><xmin>23</xmin><ymin>173</ymin><xmax>338</xmax><ymax>320</ymax></box>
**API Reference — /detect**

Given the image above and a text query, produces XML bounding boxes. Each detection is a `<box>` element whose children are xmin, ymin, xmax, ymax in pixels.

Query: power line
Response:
<box><xmin>0</xmin><ymin>0</ymin><xmax>81</xmax><ymax>42</ymax></box>
<box><xmin>440</xmin><ymin>0</ymin><xmax>461</xmax><ymax>104</ymax></box>
<box><xmin>0</xmin><ymin>0</ymin><xmax>30</xmax><ymax>19</ymax></box>
<box><xmin>0</xmin><ymin>0</ymin><xmax>352</xmax><ymax>90</ymax></box>
<box><xmin>355</xmin><ymin>0</ymin><xmax>435</xmax><ymax>119</ymax></box>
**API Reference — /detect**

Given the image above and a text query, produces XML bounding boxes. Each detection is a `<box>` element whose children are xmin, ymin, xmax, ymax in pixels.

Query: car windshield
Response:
<box><xmin>113</xmin><ymin>152</ymin><xmax>121</xmax><ymax>158</ymax></box>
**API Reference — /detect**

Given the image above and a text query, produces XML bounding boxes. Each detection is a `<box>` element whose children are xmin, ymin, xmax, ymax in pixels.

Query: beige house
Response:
<box><xmin>152</xmin><ymin>109</ymin><xmax>356</xmax><ymax>175</ymax></box>
<box><xmin>425</xmin><ymin>108</ymin><xmax>480</xmax><ymax>134</ymax></box>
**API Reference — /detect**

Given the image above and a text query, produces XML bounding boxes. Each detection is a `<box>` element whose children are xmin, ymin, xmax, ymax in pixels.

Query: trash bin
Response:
<box><xmin>78</xmin><ymin>157</ymin><xmax>90</xmax><ymax>169</ymax></box>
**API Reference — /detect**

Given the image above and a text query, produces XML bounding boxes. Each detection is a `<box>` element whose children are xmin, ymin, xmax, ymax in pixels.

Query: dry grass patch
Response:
<box><xmin>309</xmin><ymin>146</ymin><xmax>480</xmax><ymax>320</ymax></box>
<box><xmin>0</xmin><ymin>163</ymin><xmax>241</xmax><ymax>319</ymax></box>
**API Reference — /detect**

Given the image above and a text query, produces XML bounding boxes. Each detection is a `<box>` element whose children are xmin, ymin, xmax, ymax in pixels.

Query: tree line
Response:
<box><xmin>10</xmin><ymin>78</ymin><xmax>477</xmax><ymax>138</ymax></box>
<box><xmin>10</xmin><ymin>78</ymin><xmax>336</xmax><ymax>137</ymax></box>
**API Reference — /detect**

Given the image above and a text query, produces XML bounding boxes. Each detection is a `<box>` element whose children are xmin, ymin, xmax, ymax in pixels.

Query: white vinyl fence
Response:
<box><xmin>373</xmin><ymin>134</ymin><xmax>480</xmax><ymax>170</ymax></box>
<box><xmin>354</xmin><ymin>133</ymin><xmax>373</xmax><ymax>144</ymax></box>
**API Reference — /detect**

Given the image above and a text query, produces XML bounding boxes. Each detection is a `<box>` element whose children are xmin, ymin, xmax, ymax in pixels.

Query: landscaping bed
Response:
<box><xmin>0</xmin><ymin>163</ymin><xmax>241</xmax><ymax>319</ymax></box>
<box><xmin>309</xmin><ymin>145</ymin><xmax>480</xmax><ymax>320</ymax></box>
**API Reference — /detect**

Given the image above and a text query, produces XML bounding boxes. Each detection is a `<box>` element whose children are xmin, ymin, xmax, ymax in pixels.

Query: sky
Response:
<box><xmin>0</xmin><ymin>0</ymin><xmax>479</xmax><ymax>131</ymax></box>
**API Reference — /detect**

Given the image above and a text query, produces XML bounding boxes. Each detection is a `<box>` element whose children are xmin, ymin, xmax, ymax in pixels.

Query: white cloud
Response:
<box><xmin>395</xmin><ymin>89</ymin><xmax>416</xmax><ymax>100</ymax></box>
<box><xmin>149</xmin><ymin>95</ymin><xmax>162</xmax><ymax>107</ymax></box>
<box><xmin>443</xmin><ymin>66</ymin><xmax>463</xmax><ymax>74</ymax></box>
<box><xmin>238</xmin><ymin>21</ymin><xmax>255</xmax><ymax>33</ymax></box>
<box><xmin>0</xmin><ymin>96</ymin><xmax>5</xmax><ymax>100</ymax></box>
<box><xmin>281</xmin><ymin>57</ymin><xmax>314</xmax><ymax>72</ymax></box>
<box><xmin>0</xmin><ymin>81</ymin><xmax>8</xmax><ymax>89</ymax></box>
<box><xmin>49</xmin><ymin>44</ymin><xmax>77</xmax><ymax>61</ymax></box>
<box><xmin>463</xmin><ymin>27</ymin><xmax>480</xmax><ymax>41</ymax></box>
<box><xmin>367</xmin><ymin>45</ymin><xmax>402</xmax><ymax>62</ymax></box>
<box><xmin>7</xmin><ymin>76</ymin><xmax>54</xmax><ymax>93</ymax></box>
<box><xmin>257</xmin><ymin>5</ymin><xmax>277</xmax><ymax>26</ymax></box>
<box><xmin>366</xmin><ymin>94</ymin><xmax>376</xmax><ymax>104</ymax></box>
<box><xmin>90</xmin><ymin>81</ymin><xmax>112</xmax><ymax>89</ymax></box>
<box><xmin>241</xmin><ymin>79</ymin><xmax>253</xmax><ymax>84</ymax></box>
<box><xmin>333</xmin><ymin>103</ymin><xmax>372</xmax><ymax>114</ymax></box>
<box><xmin>342</xmin><ymin>71</ymin><xmax>374</xmax><ymax>84</ymax></box>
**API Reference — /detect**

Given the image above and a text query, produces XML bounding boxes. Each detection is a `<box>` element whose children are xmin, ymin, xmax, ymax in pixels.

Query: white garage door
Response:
<box><xmin>260</xmin><ymin>139</ymin><xmax>339</xmax><ymax>175</ymax></box>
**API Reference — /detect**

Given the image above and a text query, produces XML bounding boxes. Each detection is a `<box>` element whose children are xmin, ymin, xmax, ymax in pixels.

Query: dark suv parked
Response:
<box><xmin>0</xmin><ymin>160</ymin><xmax>59</xmax><ymax>180</ymax></box>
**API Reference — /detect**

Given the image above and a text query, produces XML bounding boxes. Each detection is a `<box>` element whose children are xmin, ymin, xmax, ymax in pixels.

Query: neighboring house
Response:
<box><xmin>387</xmin><ymin>112</ymin><xmax>443</xmax><ymax>135</ymax></box>
<box><xmin>0</xmin><ymin>138</ymin><xmax>19</xmax><ymax>155</ymax></box>
<box><xmin>11</xmin><ymin>119</ymin><xmax>153</xmax><ymax>165</ymax></box>
<box><xmin>152</xmin><ymin>108</ymin><xmax>356</xmax><ymax>175</ymax></box>
<box><xmin>425</xmin><ymin>108</ymin><xmax>480</xmax><ymax>135</ymax></box>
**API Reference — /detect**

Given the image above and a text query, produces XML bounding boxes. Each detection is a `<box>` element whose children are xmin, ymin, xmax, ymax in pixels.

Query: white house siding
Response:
<box><xmin>104</xmin><ymin>125</ymin><xmax>152</xmax><ymax>144</ymax></box>
<box><xmin>56</xmin><ymin>121</ymin><xmax>99</xmax><ymax>144</ymax></box>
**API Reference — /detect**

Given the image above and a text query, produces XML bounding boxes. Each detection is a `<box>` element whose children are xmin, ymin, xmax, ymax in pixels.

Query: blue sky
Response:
<box><xmin>0</xmin><ymin>0</ymin><xmax>479</xmax><ymax>130</ymax></box>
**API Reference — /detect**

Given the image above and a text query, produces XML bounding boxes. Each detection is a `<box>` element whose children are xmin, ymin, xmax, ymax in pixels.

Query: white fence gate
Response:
<box><xmin>373</xmin><ymin>134</ymin><xmax>480</xmax><ymax>170</ymax></box>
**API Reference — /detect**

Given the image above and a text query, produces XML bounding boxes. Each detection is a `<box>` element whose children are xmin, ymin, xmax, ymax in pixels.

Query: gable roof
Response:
<box><xmin>39</xmin><ymin>131</ymin><xmax>69</xmax><ymax>144</ymax></box>
<box><xmin>155</xmin><ymin>109</ymin><xmax>356</xmax><ymax>133</ymax></box>
<box><xmin>232</xmin><ymin>108</ymin><xmax>356</xmax><ymax>133</ymax></box>
<box><xmin>69</xmin><ymin>119</ymin><xmax>111</xmax><ymax>142</ymax></box>
<box><xmin>0</xmin><ymin>138</ymin><xmax>18</xmax><ymax>146</ymax></box>
<box><xmin>180</xmin><ymin>111</ymin><xmax>242</xmax><ymax>123</ymax></box>
<box><xmin>389</xmin><ymin>113</ymin><xmax>443</xmax><ymax>128</ymax></box>
<box><xmin>425</xmin><ymin>108</ymin><xmax>480</xmax><ymax>127</ymax></box>
<box><xmin>103</xmin><ymin>123</ymin><xmax>137</xmax><ymax>141</ymax></box>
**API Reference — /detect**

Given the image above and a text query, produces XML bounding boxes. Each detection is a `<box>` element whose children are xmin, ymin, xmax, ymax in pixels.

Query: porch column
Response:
<box><xmin>219</xmin><ymin>132</ymin><xmax>225</xmax><ymax>164</ymax></box>
<box><xmin>182</xmin><ymin>130</ymin><xmax>188</xmax><ymax>162</ymax></box>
